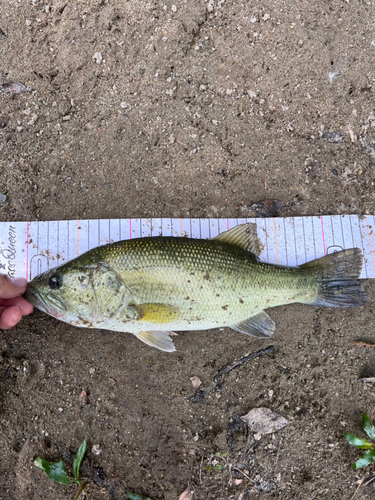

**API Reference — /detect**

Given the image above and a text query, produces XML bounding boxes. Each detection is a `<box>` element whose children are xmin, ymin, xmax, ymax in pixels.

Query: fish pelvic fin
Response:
<box><xmin>301</xmin><ymin>248</ymin><xmax>366</xmax><ymax>308</ymax></box>
<box><xmin>132</xmin><ymin>303</ymin><xmax>179</xmax><ymax>324</ymax></box>
<box><xmin>134</xmin><ymin>331</ymin><xmax>177</xmax><ymax>352</ymax></box>
<box><xmin>214</xmin><ymin>223</ymin><xmax>263</xmax><ymax>257</ymax></box>
<box><xmin>230</xmin><ymin>311</ymin><xmax>275</xmax><ymax>338</ymax></box>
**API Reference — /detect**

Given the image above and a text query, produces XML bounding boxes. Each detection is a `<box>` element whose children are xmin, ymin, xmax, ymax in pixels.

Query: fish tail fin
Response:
<box><xmin>301</xmin><ymin>248</ymin><xmax>366</xmax><ymax>308</ymax></box>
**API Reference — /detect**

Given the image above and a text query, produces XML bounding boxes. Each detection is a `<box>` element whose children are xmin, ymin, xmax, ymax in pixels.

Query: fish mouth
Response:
<box><xmin>24</xmin><ymin>289</ymin><xmax>67</xmax><ymax>319</ymax></box>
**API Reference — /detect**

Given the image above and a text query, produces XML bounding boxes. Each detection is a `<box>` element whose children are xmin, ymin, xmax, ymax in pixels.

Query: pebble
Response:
<box><xmin>322</xmin><ymin>131</ymin><xmax>344</xmax><ymax>143</ymax></box>
<box><xmin>93</xmin><ymin>52</ymin><xmax>102</xmax><ymax>64</ymax></box>
<box><xmin>190</xmin><ymin>376</ymin><xmax>202</xmax><ymax>389</ymax></box>
<box><xmin>92</xmin><ymin>444</ymin><xmax>102</xmax><ymax>455</ymax></box>
<box><xmin>171</xmin><ymin>4</ymin><xmax>177</xmax><ymax>12</ymax></box>
<box><xmin>0</xmin><ymin>194</ymin><xmax>6</xmax><ymax>203</ymax></box>
<box><xmin>78</xmin><ymin>389</ymin><xmax>88</xmax><ymax>405</ymax></box>
<box><xmin>27</xmin><ymin>114</ymin><xmax>38</xmax><ymax>126</ymax></box>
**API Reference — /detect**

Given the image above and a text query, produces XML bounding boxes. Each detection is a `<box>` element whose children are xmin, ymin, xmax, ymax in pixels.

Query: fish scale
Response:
<box><xmin>25</xmin><ymin>223</ymin><xmax>366</xmax><ymax>352</ymax></box>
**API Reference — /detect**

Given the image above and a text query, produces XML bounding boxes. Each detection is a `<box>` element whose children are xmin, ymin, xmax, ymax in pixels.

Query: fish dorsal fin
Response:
<box><xmin>230</xmin><ymin>311</ymin><xmax>275</xmax><ymax>338</ymax></box>
<box><xmin>131</xmin><ymin>303</ymin><xmax>179</xmax><ymax>324</ymax></box>
<box><xmin>214</xmin><ymin>223</ymin><xmax>263</xmax><ymax>256</ymax></box>
<box><xmin>134</xmin><ymin>331</ymin><xmax>177</xmax><ymax>352</ymax></box>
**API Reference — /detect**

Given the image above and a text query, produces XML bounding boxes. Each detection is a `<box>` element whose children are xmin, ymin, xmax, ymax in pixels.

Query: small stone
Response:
<box><xmin>0</xmin><ymin>194</ymin><xmax>7</xmax><ymax>203</ymax></box>
<box><xmin>322</xmin><ymin>131</ymin><xmax>344</xmax><ymax>143</ymax></box>
<box><xmin>93</xmin><ymin>52</ymin><xmax>102</xmax><ymax>64</ymax></box>
<box><xmin>27</xmin><ymin>114</ymin><xmax>38</xmax><ymax>126</ymax></box>
<box><xmin>26</xmin><ymin>20</ymin><xmax>32</xmax><ymax>26</ymax></box>
<box><xmin>89</xmin><ymin>368</ymin><xmax>95</xmax><ymax>375</ymax></box>
<box><xmin>78</xmin><ymin>389</ymin><xmax>88</xmax><ymax>405</ymax></box>
<box><xmin>171</xmin><ymin>4</ymin><xmax>177</xmax><ymax>12</ymax></box>
<box><xmin>190</xmin><ymin>376</ymin><xmax>202</xmax><ymax>389</ymax></box>
<box><xmin>92</xmin><ymin>444</ymin><xmax>102</xmax><ymax>455</ymax></box>
<box><xmin>262</xmin><ymin>13</ymin><xmax>270</xmax><ymax>21</ymax></box>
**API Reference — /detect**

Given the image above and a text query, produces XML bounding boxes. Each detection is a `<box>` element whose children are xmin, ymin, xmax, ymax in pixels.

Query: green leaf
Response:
<box><xmin>362</xmin><ymin>413</ymin><xmax>375</xmax><ymax>440</ymax></box>
<box><xmin>125</xmin><ymin>493</ymin><xmax>154</xmax><ymax>500</ymax></box>
<box><xmin>214</xmin><ymin>464</ymin><xmax>224</xmax><ymax>470</ymax></box>
<box><xmin>344</xmin><ymin>433</ymin><xmax>374</xmax><ymax>449</ymax></box>
<box><xmin>35</xmin><ymin>458</ymin><xmax>73</xmax><ymax>485</ymax></box>
<box><xmin>352</xmin><ymin>449</ymin><xmax>375</xmax><ymax>469</ymax></box>
<box><xmin>73</xmin><ymin>440</ymin><xmax>87</xmax><ymax>482</ymax></box>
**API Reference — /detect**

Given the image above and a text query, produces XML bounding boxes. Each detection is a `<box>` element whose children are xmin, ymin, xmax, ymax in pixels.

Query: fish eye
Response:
<box><xmin>49</xmin><ymin>276</ymin><xmax>61</xmax><ymax>290</ymax></box>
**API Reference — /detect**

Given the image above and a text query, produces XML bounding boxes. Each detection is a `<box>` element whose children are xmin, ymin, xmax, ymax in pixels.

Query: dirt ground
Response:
<box><xmin>1</xmin><ymin>0</ymin><xmax>375</xmax><ymax>498</ymax></box>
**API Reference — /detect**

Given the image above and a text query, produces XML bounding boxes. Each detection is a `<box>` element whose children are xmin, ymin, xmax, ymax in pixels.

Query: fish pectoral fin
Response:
<box><xmin>134</xmin><ymin>331</ymin><xmax>177</xmax><ymax>352</ymax></box>
<box><xmin>230</xmin><ymin>311</ymin><xmax>275</xmax><ymax>338</ymax></box>
<box><xmin>214</xmin><ymin>223</ymin><xmax>263</xmax><ymax>257</ymax></box>
<box><xmin>131</xmin><ymin>303</ymin><xmax>179</xmax><ymax>324</ymax></box>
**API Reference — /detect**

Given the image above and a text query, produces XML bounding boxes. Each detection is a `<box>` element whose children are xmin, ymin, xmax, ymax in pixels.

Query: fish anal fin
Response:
<box><xmin>230</xmin><ymin>311</ymin><xmax>275</xmax><ymax>338</ymax></box>
<box><xmin>134</xmin><ymin>331</ymin><xmax>176</xmax><ymax>352</ymax></box>
<box><xmin>132</xmin><ymin>303</ymin><xmax>179</xmax><ymax>324</ymax></box>
<box><xmin>214</xmin><ymin>223</ymin><xmax>263</xmax><ymax>256</ymax></box>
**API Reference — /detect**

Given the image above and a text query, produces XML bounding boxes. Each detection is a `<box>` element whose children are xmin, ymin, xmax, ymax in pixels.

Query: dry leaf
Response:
<box><xmin>241</xmin><ymin>407</ymin><xmax>289</xmax><ymax>436</ymax></box>
<box><xmin>178</xmin><ymin>486</ymin><xmax>194</xmax><ymax>500</ymax></box>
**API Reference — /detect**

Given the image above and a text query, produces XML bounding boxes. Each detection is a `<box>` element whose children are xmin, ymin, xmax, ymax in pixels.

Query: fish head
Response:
<box><xmin>25</xmin><ymin>261</ymin><xmax>99</xmax><ymax>326</ymax></box>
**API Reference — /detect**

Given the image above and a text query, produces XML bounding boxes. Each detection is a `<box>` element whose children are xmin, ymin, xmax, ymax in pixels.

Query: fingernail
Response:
<box><xmin>13</xmin><ymin>277</ymin><xmax>28</xmax><ymax>288</ymax></box>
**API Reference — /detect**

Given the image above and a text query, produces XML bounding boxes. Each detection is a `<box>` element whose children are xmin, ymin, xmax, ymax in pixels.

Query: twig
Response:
<box><xmin>232</xmin><ymin>466</ymin><xmax>255</xmax><ymax>484</ymax></box>
<box><xmin>213</xmin><ymin>345</ymin><xmax>275</xmax><ymax>382</ymax></box>
<box><xmin>363</xmin><ymin>475</ymin><xmax>375</xmax><ymax>487</ymax></box>
<box><xmin>269</xmin><ymin>437</ymin><xmax>283</xmax><ymax>473</ymax></box>
<box><xmin>351</xmin><ymin>477</ymin><xmax>364</xmax><ymax>500</ymax></box>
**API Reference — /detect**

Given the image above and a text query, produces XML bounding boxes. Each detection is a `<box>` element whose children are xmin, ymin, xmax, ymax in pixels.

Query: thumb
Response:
<box><xmin>0</xmin><ymin>274</ymin><xmax>28</xmax><ymax>299</ymax></box>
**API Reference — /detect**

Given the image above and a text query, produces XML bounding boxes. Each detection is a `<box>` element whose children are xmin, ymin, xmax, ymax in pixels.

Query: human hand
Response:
<box><xmin>0</xmin><ymin>274</ymin><xmax>34</xmax><ymax>329</ymax></box>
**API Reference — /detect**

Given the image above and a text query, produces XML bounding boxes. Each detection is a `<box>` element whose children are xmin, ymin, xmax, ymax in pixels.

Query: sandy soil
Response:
<box><xmin>1</xmin><ymin>0</ymin><xmax>375</xmax><ymax>499</ymax></box>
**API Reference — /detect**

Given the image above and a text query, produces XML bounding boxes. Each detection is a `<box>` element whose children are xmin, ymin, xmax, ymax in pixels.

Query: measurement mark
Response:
<box><xmin>274</xmin><ymin>218</ymin><xmax>279</xmax><ymax>264</ymax></box>
<box><xmin>366</xmin><ymin>216</ymin><xmax>375</xmax><ymax>273</ymax></box>
<box><xmin>321</xmin><ymin>216</ymin><xmax>326</xmax><ymax>255</ymax></box>
<box><xmin>26</xmin><ymin>221</ymin><xmax>30</xmax><ymax>280</ymax></box>
<box><xmin>77</xmin><ymin>220</ymin><xmax>80</xmax><ymax>256</ymax></box>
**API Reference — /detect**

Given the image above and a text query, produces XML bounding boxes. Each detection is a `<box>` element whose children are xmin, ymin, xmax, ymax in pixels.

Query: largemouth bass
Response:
<box><xmin>25</xmin><ymin>223</ymin><xmax>366</xmax><ymax>352</ymax></box>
